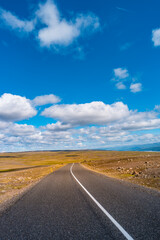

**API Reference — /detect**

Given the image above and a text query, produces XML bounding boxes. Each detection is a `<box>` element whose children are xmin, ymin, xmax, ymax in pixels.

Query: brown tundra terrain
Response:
<box><xmin>0</xmin><ymin>150</ymin><xmax>159</xmax><ymax>207</ymax></box>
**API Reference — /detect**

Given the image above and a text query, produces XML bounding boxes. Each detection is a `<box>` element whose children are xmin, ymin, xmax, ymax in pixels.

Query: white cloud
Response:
<box><xmin>112</xmin><ymin>67</ymin><xmax>143</xmax><ymax>93</ymax></box>
<box><xmin>122</xmin><ymin>119</ymin><xmax>160</xmax><ymax>131</ymax></box>
<box><xmin>0</xmin><ymin>0</ymin><xmax>100</xmax><ymax>51</ymax></box>
<box><xmin>106</xmin><ymin>118</ymin><xmax>160</xmax><ymax>132</ymax></box>
<box><xmin>0</xmin><ymin>107</ymin><xmax>160</xmax><ymax>151</ymax></box>
<box><xmin>114</xmin><ymin>68</ymin><xmax>129</xmax><ymax>79</ymax></box>
<box><xmin>0</xmin><ymin>93</ymin><xmax>37</xmax><ymax>121</ymax></box>
<box><xmin>155</xmin><ymin>105</ymin><xmax>160</xmax><ymax>112</ymax></box>
<box><xmin>116</xmin><ymin>82</ymin><xmax>126</xmax><ymax>90</ymax></box>
<box><xmin>77</xmin><ymin>142</ymin><xmax>83</xmax><ymax>147</ymax></box>
<box><xmin>45</xmin><ymin>121</ymin><xmax>71</xmax><ymax>131</ymax></box>
<box><xmin>112</xmin><ymin>67</ymin><xmax>129</xmax><ymax>90</ymax></box>
<box><xmin>152</xmin><ymin>28</ymin><xmax>160</xmax><ymax>46</ymax></box>
<box><xmin>0</xmin><ymin>8</ymin><xmax>34</xmax><ymax>32</ymax></box>
<box><xmin>8</xmin><ymin>123</ymin><xmax>36</xmax><ymax>136</ymax></box>
<box><xmin>0</xmin><ymin>121</ymin><xmax>11</xmax><ymax>129</ymax></box>
<box><xmin>91</xmin><ymin>135</ymin><xmax>101</xmax><ymax>140</ymax></box>
<box><xmin>36</xmin><ymin>0</ymin><xmax>79</xmax><ymax>47</ymax></box>
<box><xmin>130</xmin><ymin>83</ymin><xmax>142</xmax><ymax>93</ymax></box>
<box><xmin>32</xmin><ymin>94</ymin><xmax>61</xmax><ymax>106</ymax></box>
<box><xmin>41</xmin><ymin>101</ymin><xmax>130</xmax><ymax>126</ymax></box>
<box><xmin>0</xmin><ymin>93</ymin><xmax>159</xmax><ymax>151</ymax></box>
<box><xmin>36</xmin><ymin>0</ymin><xmax>100</xmax><ymax>47</ymax></box>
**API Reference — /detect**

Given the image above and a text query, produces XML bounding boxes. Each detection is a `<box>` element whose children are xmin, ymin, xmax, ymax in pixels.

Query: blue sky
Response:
<box><xmin>0</xmin><ymin>0</ymin><xmax>160</xmax><ymax>151</ymax></box>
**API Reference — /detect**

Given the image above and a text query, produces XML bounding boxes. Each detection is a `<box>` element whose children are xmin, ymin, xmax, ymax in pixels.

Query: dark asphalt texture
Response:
<box><xmin>0</xmin><ymin>163</ymin><xmax>160</xmax><ymax>240</ymax></box>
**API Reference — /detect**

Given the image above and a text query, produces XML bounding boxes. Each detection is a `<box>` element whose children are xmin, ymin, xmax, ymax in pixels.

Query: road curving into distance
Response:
<box><xmin>0</xmin><ymin>163</ymin><xmax>160</xmax><ymax>239</ymax></box>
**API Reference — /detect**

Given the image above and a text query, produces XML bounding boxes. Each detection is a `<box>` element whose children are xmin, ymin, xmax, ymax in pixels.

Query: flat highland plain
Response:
<box><xmin>0</xmin><ymin>150</ymin><xmax>159</xmax><ymax>206</ymax></box>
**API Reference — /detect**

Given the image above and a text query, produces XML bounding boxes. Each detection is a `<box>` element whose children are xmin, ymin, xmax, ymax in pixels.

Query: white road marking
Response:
<box><xmin>70</xmin><ymin>163</ymin><xmax>134</xmax><ymax>240</ymax></box>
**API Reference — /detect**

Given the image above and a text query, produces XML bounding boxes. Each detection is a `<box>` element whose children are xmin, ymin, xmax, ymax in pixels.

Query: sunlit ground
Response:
<box><xmin>0</xmin><ymin>151</ymin><xmax>159</xmax><ymax>205</ymax></box>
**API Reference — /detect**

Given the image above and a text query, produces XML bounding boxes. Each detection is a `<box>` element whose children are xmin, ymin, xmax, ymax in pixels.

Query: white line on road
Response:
<box><xmin>70</xmin><ymin>163</ymin><xmax>134</xmax><ymax>240</ymax></box>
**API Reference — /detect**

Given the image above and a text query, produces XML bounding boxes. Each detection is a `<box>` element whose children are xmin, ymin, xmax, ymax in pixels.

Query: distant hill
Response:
<box><xmin>127</xmin><ymin>142</ymin><xmax>160</xmax><ymax>151</ymax></box>
<box><xmin>102</xmin><ymin>142</ymin><xmax>160</xmax><ymax>152</ymax></box>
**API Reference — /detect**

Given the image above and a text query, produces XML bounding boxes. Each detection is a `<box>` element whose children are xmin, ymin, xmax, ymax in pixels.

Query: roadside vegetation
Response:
<box><xmin>80</xmin><ymin>151</ymin><xmax>160</xmax><ymax>191</ymax></box>
<box><xmin>0</xmin><ymin>150</ymin><xmax>159</xmax><ymax>205</ymax></box>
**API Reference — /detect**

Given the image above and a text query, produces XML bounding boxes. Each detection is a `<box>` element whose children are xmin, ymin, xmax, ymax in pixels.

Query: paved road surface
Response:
<box><xmin>0</xmin><ymin>163</ymin><xmax>160</xmax><ymax>240</ymax></box>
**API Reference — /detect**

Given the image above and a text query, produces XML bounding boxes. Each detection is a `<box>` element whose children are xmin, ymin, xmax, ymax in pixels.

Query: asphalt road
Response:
<box><xmin>0</xmin><ymin>163</ymin><xmax>160</xmax><ymax>240</ymax></box>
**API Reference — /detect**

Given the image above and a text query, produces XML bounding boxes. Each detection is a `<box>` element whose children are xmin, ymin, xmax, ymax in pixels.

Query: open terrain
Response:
<box><xmin>0</xmin><ymin>151</ymin><xmax>77</xmax><ymax>205</ymax></box>
<box><xmin>0</xmin><ymin>150</ymin><xmax>159</xmax><ymax>206</ymax></box>
<box><xmin>81</xmin><ymin>151</ymin><xmax>160</xmax><ymax>191</ymax></box>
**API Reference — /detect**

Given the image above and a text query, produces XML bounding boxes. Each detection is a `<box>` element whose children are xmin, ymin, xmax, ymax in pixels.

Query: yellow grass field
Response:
<box><xmin>0</xmin><ymin>150</ymin><xmax>159</xmax><ymax>205</ymax></box>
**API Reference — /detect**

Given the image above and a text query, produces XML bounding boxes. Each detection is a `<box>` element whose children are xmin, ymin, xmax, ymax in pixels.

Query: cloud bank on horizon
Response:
<box><xmin>0</xmin><ymin>93</ymin><xmax>159</xmax><ymax>151</ymax></box>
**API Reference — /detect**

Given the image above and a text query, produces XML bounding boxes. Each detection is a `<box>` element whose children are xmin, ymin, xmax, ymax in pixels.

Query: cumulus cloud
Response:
<box><xmin>36</xmin><ymin>0</ymin><xmax>79</xmax><ymax>47</ymax></box>
<box><xmin>130</xmin><ymin>83</ymin><xmax>142</xmax><ymax>93</ymax></box>
<box><xmin>0</xmin><ymin>93</ymin><xmax>160</xmax><ymax>151</ymax></box>
<box><xmin>152</xmin><ymin>28</ymin><xmax>160</xmax><ymax>46</ymax></box>
<box><xmin>0</xmin><ymin>121</ymin><xmax>11</xmax><ymax>129</ymax></box>
<box><xmin>105</xmin><ymin>118</ymin><xmax>160</xmax><ymax>132</ymax></box>
<box><xmin>41</xmin><ymin>101</ymin><xmax>130</xmax><ymax>126</ymax></box>
<box><xmin>155</xmin><ymin>105</ymin><xmax>160</xmax><ymax>112</ymax></box>
<box><xmin>112</xmin><ymin>67</ymin><xmax>129</xmax><ymax>90</ymax></box>
<box><xmin>114</xmin><ymin>68</ymin><xmax>129</xmax><ymax>79</ymax></box>
<box><xmin>36</xmin><ymin>0</ymin><xmax>100</xmax><ymax>47</ymax></box>
<box><xmin>121</xmin><ymin>119</ymin><xmax>160</xmax><ymax>131</ymax></box>
<box><xmin>7</xmin><ymin>123</ymin><xmax>36</xmax><ymax>136</ymax></box>
<box><xmin>32</xmin><ymin>94</ymin><xmax>61</xmax><ymax>106</ymax></box>
<box><xmin>0</xmin><ymin>106</ymin><xmax>160</xmax><ymax>151</ymax></box>
<box><xmin>115</xmin><ymin>82</ymin><xmax>126</xmax><ymax>90</ymax></box>
<box><xmin>0</xmin><ymin>93</ymin><xmax>37</xmax><ymax>121</ymax></box>
<box><xmin>45</xmin><ymin>121</ymin><xmax>72</xmax><ymax>131</ymax></box>
<box><xmin>0</xmin><ymin>0</ymin><xmax>100</xmax><ymax>51</ymax></box>
<box><xmin>112</xmin><ymin>67</ymin><xmax>143</xmax><ymax>93</ymax></box>
<box><xmin>0</xmin><ymin>8</ymin><xmax>35</xmax><ymax>32</ymax></box>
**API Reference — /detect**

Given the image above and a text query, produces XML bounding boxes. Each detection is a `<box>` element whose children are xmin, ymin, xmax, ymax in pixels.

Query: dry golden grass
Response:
<box><xmin>0</xmin><ymin>150</ymin><xmax>159</xmax><ymax>206</ymax></box>
<box><xmin>80</xmin><ymin>151</ymin><xmax>160</xmax><ymax>191</ymax></box>
<box><xmin>0</xmin><ymin>151</ymin><xmax>81</xmax><ymax>171</ymax></box>
<box><xmin>0</xmin><ymin>164</ymin><xmax>62</xmax><ymax>204</ymax></box>
<box><xmin>0</xmin><ymin>151</ymin><xmax>82</xmax><ymax>205</ymax></box>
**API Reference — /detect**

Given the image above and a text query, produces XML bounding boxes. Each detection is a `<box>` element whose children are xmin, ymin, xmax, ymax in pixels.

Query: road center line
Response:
<box><xmin>70</xmin><ymin>163</ymin><xmax>134</xmax><ymax>240</ymax></box>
